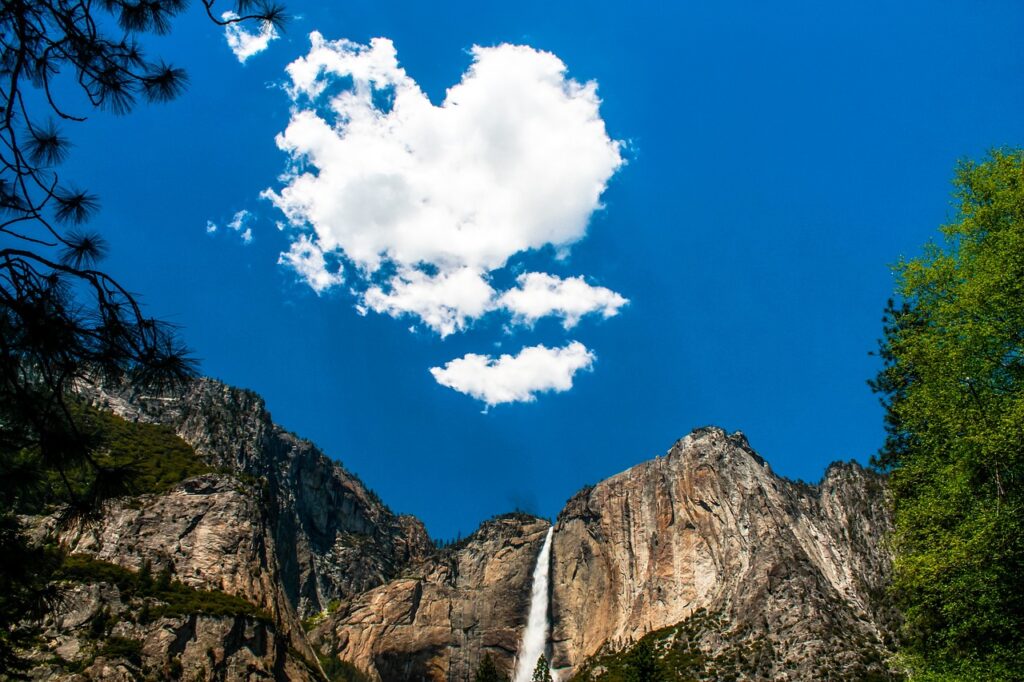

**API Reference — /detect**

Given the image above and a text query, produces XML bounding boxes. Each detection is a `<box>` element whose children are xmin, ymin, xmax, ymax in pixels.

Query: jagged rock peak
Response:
<box><xmin>79</xmin><ymin>377</ymin><xmax>434</xmax><ymax>616</ymax></box>
<box><xmin>550</xmin><ymin>427</ymin><xmax>895</xmax><ymax>680</ymax></box>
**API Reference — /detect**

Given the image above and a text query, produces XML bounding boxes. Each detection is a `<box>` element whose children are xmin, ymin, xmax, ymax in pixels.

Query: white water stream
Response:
<box><xmin>513</xmin><ymin>526</ymin><xmax>554</xmax><ymax>682</ymax></box>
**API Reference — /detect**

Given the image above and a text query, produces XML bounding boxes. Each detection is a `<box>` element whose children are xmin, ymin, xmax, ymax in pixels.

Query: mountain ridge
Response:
<box><xmin>15</xmin><ymin>377</ymin><xmax>898</xmax><ymax>680</ymax></box>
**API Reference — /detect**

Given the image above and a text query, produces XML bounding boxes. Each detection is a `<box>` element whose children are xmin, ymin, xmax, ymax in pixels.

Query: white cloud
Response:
<box><xmin>498</xmin><ymin>272</ymin><xmax>628</xmax><ymax>328</ymax></box>
<box><xmin>265</xmin><ymin>33</ymin><xmax>624</xmax><ymax>332</ymax></box>
<box><xmin>206</xmin><ymin>220</ymin><xmax>218</xmax><ymax>233</ymax></box>
<box><xmin>222</xmin><ymin>12</ymin><xmax>279</xmax><ymax>63</ymax></box>
<box><xmin>278</xmin><ymin>234</ymin><xmax>343</xmax><ymax>293</ymax></box>
<box><xmin>363</xmin><ymin>267</ymin><xmax>495</xmax><ymax>337</ymax></box>
<box><xmin>429</xmin><ymin>341</ymin><xmax>595</xmax><ymax>406</ymax></box>
<box><xmin>223</xmin><ymin>209</ymin><xmax>255</xmax><ymax>244</ymax></box>
<box><xmin>227</xmin><ymin>210</ymin><xmax>249</xmax><ymax>231</ymax></box>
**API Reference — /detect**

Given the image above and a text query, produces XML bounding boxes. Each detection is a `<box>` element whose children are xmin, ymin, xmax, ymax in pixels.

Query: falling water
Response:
<box><xmin>514</xmin><ymin>526</ymin><xmax>554</xmax><ymax>682</ymax></box>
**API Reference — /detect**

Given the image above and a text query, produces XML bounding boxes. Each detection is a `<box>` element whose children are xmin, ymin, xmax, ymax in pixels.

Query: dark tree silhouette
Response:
<box><xmin>475</xmin><ymin>653</ymin><xmax>509</xmax><ymax>682</ymax></box>
<box><xmin>531</xmin><ymin>654</ymin><xmax>552</xmax><ymax>682</ymax></box>
<box><xmin>0</xmin><ymin>0</ymin><xmax>285</xmax><ymax>670</ymax></box>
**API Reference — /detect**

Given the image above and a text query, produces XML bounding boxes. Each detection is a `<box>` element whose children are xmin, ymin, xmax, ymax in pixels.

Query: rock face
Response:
<box><xmin>28</xmin><ymin>580</ymin><xmax>318</xmax><ymax>682</ymax></box>
<box><xmin>549</xmin><ymin>427</ymin><xmax>895</xmax><ymax>680</ymax></box>
<box><xmin>24</xmin><ymin>378</ymin><xmax>435</xmax><ymax>680</ymax></box>
<box><xmin>62</xmin><ymin>474</ymin><xmax>311</xmax><ymax>652</ymax></box>
<box><xmin>83</xmin><ymin>378</ymin><xmax>433</xmax><ymax>617</ymax></box>
<box><xmin>310</xmin><ymin>515</ymin><xmax>549</xmax><ymax>682</ymax></box>
<box><xmin>31</xmin><ymin>380</ymin><xmax>896</xmax><ymax>681</ymax></box>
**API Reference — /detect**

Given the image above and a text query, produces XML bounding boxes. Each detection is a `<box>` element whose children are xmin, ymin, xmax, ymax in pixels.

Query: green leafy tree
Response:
<box><xmin>0</xmin><ymin>0</ymin><xmax>285</xmax><ymax>670</ymax></box>
<box><xmin>623</xmin><ymin>638</ymin><xmax>666</xmax><ymax>682</ymax></box>
<box><xmin>872</xmin><ymin>148</ymin><xmax>1024</xmax><ymax>680</ymax></box>
<box><xmin>476</xmin><ymin>653</ymin><xmax>508</xmax><ymax>682</ymax></box>
<box><xmin>532</xmin><ymin>654</ymin><xmax>553</xmax><ymax>682</ymax></box>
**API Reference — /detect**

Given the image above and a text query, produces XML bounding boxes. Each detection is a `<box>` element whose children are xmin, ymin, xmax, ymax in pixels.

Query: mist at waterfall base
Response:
<box><xmin>514</xmin><ymin>527</ymin><xmax>555</xmax><ymax>682</ymax></box>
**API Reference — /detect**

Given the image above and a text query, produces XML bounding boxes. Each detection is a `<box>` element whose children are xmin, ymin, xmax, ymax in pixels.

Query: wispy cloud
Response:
<box><xmin>227</xmin><ymin>209</ymin><xmax>255</xmax><ymax>244</ymax></box>
<box><xmin>206</xmin><ymin>210</ymin><xmax>254</xmax><ymax>244</ymax></box>
<box><xmin>222</xmin><ymin>12</ymin><xmax>279</xmax><ymax>63</ymax></box>
<box><xmin>278</xmin><ymin>234</ymin><xmax>343</xmax><ymax>293</ymax></box>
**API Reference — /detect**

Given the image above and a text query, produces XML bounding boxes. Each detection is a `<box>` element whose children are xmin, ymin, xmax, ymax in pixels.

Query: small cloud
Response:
<box><xmin>278</xmin><ymin>234</ymin><xmax>343</xmax><ymax>293</ymax></box>
<box><xmin>206</xmin><ymin>220</ymin><xmax>218</xmax><ymax>233</ymax></box>
<box><xmin>362</xmin><ymin>267</ymin><xmax>495</xmax><ymax>338</ymax></box>
<box><xmin>227</xmin><ymin>210</ymin><xmax>250</xmax><ymax>232</ymax></box>
<box><xmin>498</xmin><ymin>272</ymin><xmax>628</xmax><ymax>328</ymax></box>
<box><xmin>224</xmin><ymin>209</ymin><xmax>255</xmax><ymax>244</ymax></box>
<box><xmin>430</xmin><ymin>341</ymin><xmax>595</xmax><ymax>406</ymax></box>
<box><xmin>222</xmin><ymin>11</ymin><xmax>279</xmax><ymax>63</ymax></box>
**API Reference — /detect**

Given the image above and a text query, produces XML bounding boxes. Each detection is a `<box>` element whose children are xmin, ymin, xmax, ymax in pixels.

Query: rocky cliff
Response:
<box><xmin>551</xmin><ymin>427</ymin><xmax>895</xmax><ymax>680</ymax></box>
<box><xmin>17</xmin><ymin>380</ymin><xmax>896</xmax><ymax>681</ymax></box>
<box><xmin>82</xmin><ymin>379</ymin><xmax>433</xmax><ymax>617</ymax></box>
<box><xmin>309</xmin><ymin>515</ymin><xmax>549</xmax><ymax>682</ymax></box>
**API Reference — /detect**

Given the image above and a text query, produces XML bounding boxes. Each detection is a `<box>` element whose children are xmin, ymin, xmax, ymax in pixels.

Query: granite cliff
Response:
<box><xmin>309</xmin><ymin>515</ymin><xmax>549</xmax><ymax>681</ymax></box>
<box><xmin>551</xmin><ymin>427</ymin><xmax>896</xmax><ymax>680</ymax></box>
<box><xmin>14</xmin><ymin>380</ymin><xmax>897</xmax><ymax>680</ymax></box>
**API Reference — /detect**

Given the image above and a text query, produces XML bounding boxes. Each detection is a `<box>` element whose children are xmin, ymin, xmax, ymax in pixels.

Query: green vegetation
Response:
<box><xmin>475</xmin><ymin>653</ymin><xmax>510</xmax><ymax>682</ymax></box>
<box><xmin>532</xmin><ymin>654</ymin><xmax>553</xmax><ymax>682</ymax></box>
<box><xmin>0</xmin><ymin>0</ymin><xmax>283</xmax><ymax>666</ymax></box>
<box><xmin>569</xmin><ymin>610</ymin><xmax>757</xmax><ymax>682</ymax></box>
<box><xmin>569</xmin><ymin>608</ymin><xmax>896</xmax><ymax>681</ymax></box>
<box><xmin>53</xmin><ymin>406</ymin><xmax>210</xmax><ymax>506</ymax></box>
<box><xmin>98</xmin><ymin>636</ymin><xmax>144</xmax><ymax>666</ymax></box>
<box><xmin>36</xmin><ymin>554</ymin><xmax>263</xmax><ymax>675</ymax></box>
<box><xmin>318</xmin><ymin>653</ymin><xmax>373</xmax><ymax>682</ymax></box>
<box><xmin>303</xmin><ymin>599</ymin><xmax>343</xmax><ymax>632</ymax></box>
<box><xmin>82</xmin><ymin>408</ymin><xmax>211</xmax><ymax>495</ymax></box>
<box><xmin>872</xmin><ymin>148</ymin><xmax>1024</xmax><ymax>680</ymax></box>
<box><xmin>3</xmin><ymin>403</ymin><xmax>211</xmax><ymax>517</ymax></box>
<box><xmin>57</xmin><ymin>553</ymin><xmax>271</xmax><ymax>623</ymax></box>
<box><xmin>0</xmin><ymin>415</ymin><xmax>209</xmax><ymax>670</ymax></box>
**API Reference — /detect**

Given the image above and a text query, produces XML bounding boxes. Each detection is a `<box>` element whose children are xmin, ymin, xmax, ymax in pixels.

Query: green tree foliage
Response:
<box><xmin>317</xmin><ymin>654</ymin><xmax>373</xmax><ymax>682</ymax></box>
<box><xmin>0</xmin><ymin>0</ymin><xmax>285</xmax><ymax>667</ymax></box>
<box><xmin>622</xmin><ymin>639</ymin><xmax>667</xmax><ymax>682</ymax></box>
<box><xmin>57</xmin><ymin>553</ymin><xmax>271</xmax><ymax>622</ymax></box>
<box><xmin>476</xmin><ymin>653</ymin><xmax>509</xmax><ymax>682</ymax></box>
<box><xmin>532</xmin><ymin>654</ymin><xmax>553</xmax><ymax>682</ymax></box>
<box><xmin>872</xmin><ymin>149</ymin><xmax>1024</xmax><ymax>680</ymax></box>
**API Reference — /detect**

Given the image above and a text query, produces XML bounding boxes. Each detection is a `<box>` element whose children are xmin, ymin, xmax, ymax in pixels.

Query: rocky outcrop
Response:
<box><xmin>310</xmin><ymin>515</ymin><xmax>550</xmax><ymax>682</ymax></box>
<box><xmin>37</xmin><ymin>379</ymin><xmax>896</xmax><ymax>681</ymax></box>
<box><xmin>61</xmin><ymin>474</ymin><xmax>309</xmax><ymax>650</ymax></box>
<box><xmin>26</xmin><ymin>579</ymin><xmax>318</xmax><ymax>681</ymax></box>
<box><xmin>550</xmin><ymin>427</ymin><xmax>895</xmax><ymax>680</ymax></box>
<box><xmin>20</xmin><ymin>378</ymin><xmax>437</xmax><ymax>680</ymax></box>
<box><xmin>82</xmin><ymin>379</ymin><xmax>433</xmax><ymax>617</ymax></box>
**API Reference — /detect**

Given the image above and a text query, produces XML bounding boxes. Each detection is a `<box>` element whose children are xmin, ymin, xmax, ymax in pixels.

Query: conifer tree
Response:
<box><xmin>475</xmin><ymin>653</ymin><xmax>507</xmax><ymax>682</ymax></box>
<box><xmin>0</xmin><ymin>0</ymin><xmax>285</xmax><ymax>668</ymax></box>
<box><xmin>623</xmin><ymin>638</ymin><xmax>665</xmax><ymax>681</ymax></box>
<box><xmin>531</xmin><ymin>654</ymin><xmax>552</xmax><ymax>682</ymax></box>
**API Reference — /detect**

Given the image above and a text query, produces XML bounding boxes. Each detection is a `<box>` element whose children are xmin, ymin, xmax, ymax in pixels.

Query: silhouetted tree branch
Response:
<box><xmin>0</xmin><ymin>0</ymin><xmax>286</xmax><ymax>669</ymax></box>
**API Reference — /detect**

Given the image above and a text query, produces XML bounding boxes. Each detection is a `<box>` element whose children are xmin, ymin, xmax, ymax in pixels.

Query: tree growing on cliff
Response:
<box><xmin>475</xmin><ymin>653</ymin><xmax>509</xmax><ymax>682</ymax></box>
<box><xmin>0</xmin><ymin>0</ymin><xmax>284</xmax><ymax>669</ymax></box>
<box><xmin>532</xmin><ymin>654</ymin><xmax>553</xmax><ymax>682</ymax></box>
<box><xmin>623</xmin><ymin>638</ymin><xmax>666</xmax><ymax>682</ymax></box>
<box><xmin>872</xmin><ymin>148</ymin><xmax>1024</xmax><ymax>679</ymax></box>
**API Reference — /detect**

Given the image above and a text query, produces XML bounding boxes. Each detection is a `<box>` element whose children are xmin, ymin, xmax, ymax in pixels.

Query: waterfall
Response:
<box><xmin>513</xmin><ymin>526</ymin><xmax>554</xmax><ymax>682</ymax></box>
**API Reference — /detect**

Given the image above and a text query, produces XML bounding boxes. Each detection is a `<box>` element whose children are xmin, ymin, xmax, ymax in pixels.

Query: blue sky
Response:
<box><xmin>56</xmin><ymin>0</ymin><xmax>1022</xmax><ymax>539</ymax></box>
